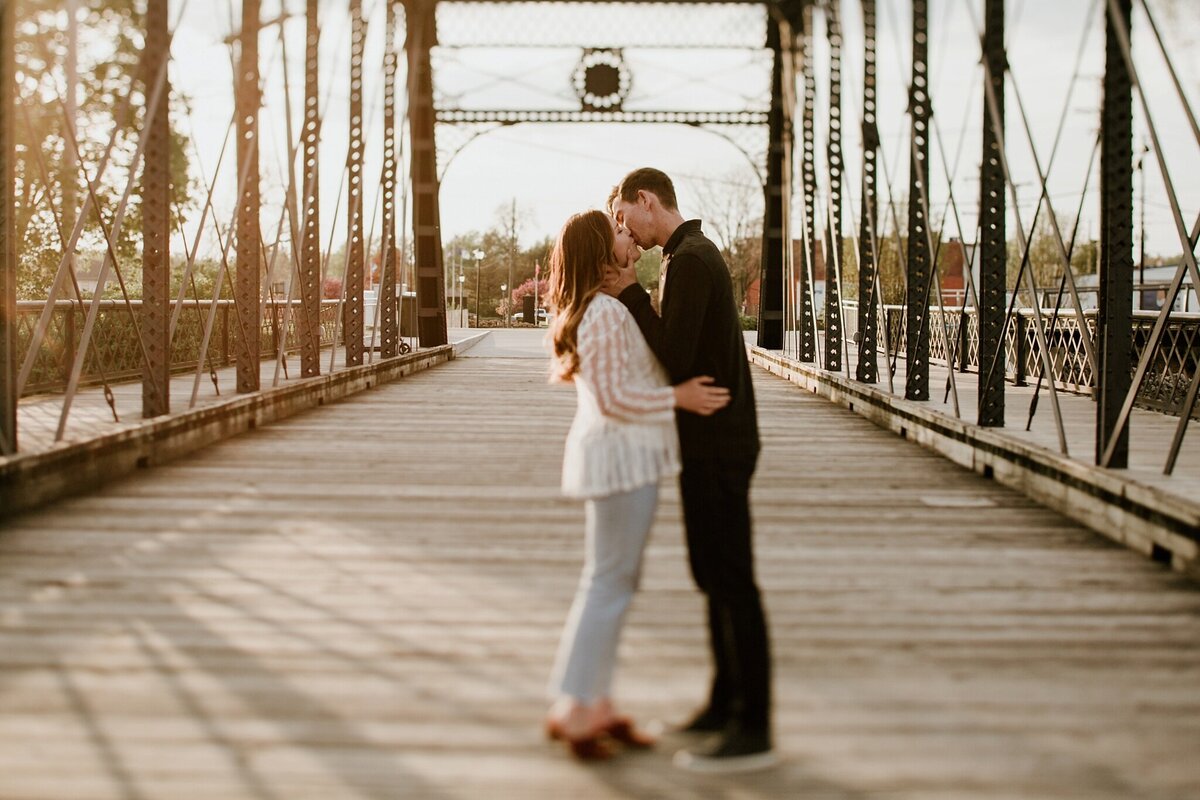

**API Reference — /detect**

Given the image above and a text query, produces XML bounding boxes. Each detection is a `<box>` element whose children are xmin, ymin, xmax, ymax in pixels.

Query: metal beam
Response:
<box><xmin>435</xmin><ymin>109</ymin><xmax>770</xmax><ymax>125</ymax></box>
<box><xmin>823</xmin><ymin>0</ymin><xmax>843</xmax><ymax>373</ymax></box>
<box><xmin>236</xmin><ymin>0</ymin><xmax>262</xmax><ymax>393</ymax></box>
<box><xmin>797</xmin><ymin>3</ymin><xmax>817</xmax><ymax>363</ymax></box>
<box><xmin>1097</xmin><ymin>0</ymin><xmax>1133</xmax><ymax>467</ymax></box>
<box><xmin>855</xmin><ymin>0</ymin><xmax>879</xmax><ymax>384</ymax></box>
<box><xmin>346</xmin><ymin>0</ymin><xmax>367</xmax><ymax>365</ymax></box>
<box><xmin>0</xmin><ymin>0</ymin><xmax>14</xmax><ymax>454</ymax></box>
<box><xmin>757</xmin><ymin>12</ymin><xmax>793</xmax><ymax>350</ymax></box>
<box><xmin>380</xmin><ymin>1</ymin><xmax>399</xmax><ymax>357</ymax></box>
<box><xmin>141</xmin><ymin>0</ymin><xmax>170</xmax><ymax>418</ymax></box>
<box><xmin>904</xmin><ymin>0</ymin><xmax>931</xmax><ymax>401</ymax></box>
<box><xmin>978</xmin><ymin>0</ymin><xmax>1005</xmax><ymax>426</ymax></box>
<box><xmin>442</xmin><ymin>0</ymin><xmax>774</xmax><ymax>3</ymax></box>
<box><xmin>300</xmin><ymin>0</ymin><xmax>322</xmax><ymax>377</ymax></box>
<box><xmin>407</xmin><ymin>0</ymin><xmax>448</xmax><ymax>347</ymax></box>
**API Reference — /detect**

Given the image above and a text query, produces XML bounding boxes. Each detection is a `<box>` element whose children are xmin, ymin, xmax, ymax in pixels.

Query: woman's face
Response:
<box><xmin>608</xmin><ymin>215</ymin><xmax>638</xmax><ymax>267</ymax></box>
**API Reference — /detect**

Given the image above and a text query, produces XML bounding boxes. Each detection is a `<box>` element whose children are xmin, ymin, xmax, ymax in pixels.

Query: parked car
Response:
<box><xmin>512</xmin><ymin>308</ymin><xmax>550</xmax><ymax>324</ymax></box>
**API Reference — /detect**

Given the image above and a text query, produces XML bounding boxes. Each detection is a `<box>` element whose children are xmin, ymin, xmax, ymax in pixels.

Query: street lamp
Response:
<box><xmin>459</xmin><ymin>249</ymin><xmax>469</xmax><ymax>315</ymax></box>
<box><xmin>1137</xmin><ymin>142</ymin><xmax>1149</xmax><ymax>308</ymax></box>
<box><xmin>457</xmin><ymin>274</ymin><xmax>465</xmax><ymax>327</ymax></box>
<box><xmin>500</xmin><ymin>283</ymin><xmax>508</xmax><ymax>328</ymax></box>
<box><xmin>473</xmin><ymin>249</ymin><xmax>484</xmax><ymax>326</ymax></box>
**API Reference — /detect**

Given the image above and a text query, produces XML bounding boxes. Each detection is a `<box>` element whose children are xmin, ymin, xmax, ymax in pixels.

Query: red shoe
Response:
<box><xmin>544</xmin><ymin>718</ymin><xmax>565</xmax><ymax>741</ymax></box>
<box><xmin>543</xmin><ymin>718</ymin><xmax>616</xmax><ymax>760</ymax></box>
<box><xmin>604</xmin><ymin>716</ymin><xmax>657</xmax><ymax>748</ymax></box>
<box><xmin>564</xmin><ymin>732</ymin><xmax>615</xmax><ymax>761</ymax></box>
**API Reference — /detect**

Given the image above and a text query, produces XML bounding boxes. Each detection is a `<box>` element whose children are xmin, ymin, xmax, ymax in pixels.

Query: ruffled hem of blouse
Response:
<box><xmin>560</xmin><ymin>424</ymin><xmax>681</xmax><ymax>500</ymax></box>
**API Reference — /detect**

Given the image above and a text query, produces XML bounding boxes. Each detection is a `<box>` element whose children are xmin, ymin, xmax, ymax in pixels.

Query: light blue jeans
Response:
<box><xmin>549</xmin><ymin>483</ymin><xmax>659</xmax><ymax>703</ymax></box>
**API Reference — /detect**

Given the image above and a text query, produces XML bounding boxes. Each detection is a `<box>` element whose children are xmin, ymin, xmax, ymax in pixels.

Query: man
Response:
<box><xmin>604</xmin><ymin>167</ymin><xmax>775</xmax><ymax>773</ymax></box>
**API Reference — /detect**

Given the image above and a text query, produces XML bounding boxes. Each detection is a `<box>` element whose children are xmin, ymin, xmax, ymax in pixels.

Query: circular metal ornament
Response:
<box><xmin>572</xmin><ymin>49</ymin><xmax>631</xmax><ymax>112</ymax></box>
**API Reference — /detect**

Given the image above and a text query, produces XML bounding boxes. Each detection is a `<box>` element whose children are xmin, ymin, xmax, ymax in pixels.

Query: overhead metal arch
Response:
<box><xmin>405</xmin><ymin>0</ymin><xmax>803</xmax><ymax>349</ymax></box>
<box><xmin>435</xmin><ymin>118</ymin><xmax>770</xmax><ymax>186</ymax></box>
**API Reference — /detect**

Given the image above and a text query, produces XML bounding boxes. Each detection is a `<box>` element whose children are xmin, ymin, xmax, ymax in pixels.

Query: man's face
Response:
<box><xmin>611</xmin><ymin>192</ymin><xmax>653</xmax><ymax>249</ymax></box>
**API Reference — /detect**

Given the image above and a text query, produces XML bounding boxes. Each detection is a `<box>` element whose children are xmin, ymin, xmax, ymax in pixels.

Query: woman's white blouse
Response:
<box><xmin>560</xmin><ymin>293</ymin><xmax>681</xmax><ymax>499</ymax></box>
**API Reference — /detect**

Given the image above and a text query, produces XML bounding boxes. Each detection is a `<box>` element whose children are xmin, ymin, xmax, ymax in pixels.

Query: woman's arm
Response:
<box><xmin>579</xmin><ymin>303</ymin><xmax>730</xmax><ymax>421</ymax></box>
<box><xmin>580</xmin><ymin>308</ymin><xmax>675</xmax><ymax>422</ymax></box>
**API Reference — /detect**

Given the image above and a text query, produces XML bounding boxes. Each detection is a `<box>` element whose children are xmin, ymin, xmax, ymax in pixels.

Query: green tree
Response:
<box><xmin>14</xmin><ymin>0</ymin><xmax>195</xmax><ymax>299</ymax></box>
<box><xmin>1006</xmin><ymin>207</ymin><xmax>1095</xmax><ymax>302</ymax></box>
<box><xmin>694</xmin><ymin>171</ymin><xmax>764</xmax><ymax>309</ymax></box>
<box><xmin>171</xmin><ymin>257</ymin><xmax>233</xmax><ymax>302</ymax></box>
<box><xmin>635</xmin><ymin>247</ymin><xmax>662</xmax><ymax>295</ymax></box>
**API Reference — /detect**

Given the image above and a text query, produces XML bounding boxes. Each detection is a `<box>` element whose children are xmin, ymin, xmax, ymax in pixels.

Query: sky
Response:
<box><xmin>157</xmin><ymin>0</ymin><xmax>1199</xmax><ymax>270</ymax></box>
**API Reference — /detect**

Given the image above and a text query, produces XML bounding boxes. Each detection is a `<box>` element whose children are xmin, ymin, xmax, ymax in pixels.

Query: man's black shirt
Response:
<box><xmin>618</xmin><ymin>219</ymin><xmax>760</xmax><ymax>459</ymax></box>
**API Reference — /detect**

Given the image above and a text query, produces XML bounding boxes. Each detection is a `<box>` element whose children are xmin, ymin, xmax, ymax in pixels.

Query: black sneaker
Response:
<box><xmin>676</xmin><ymin>705</ymin><xmax>730</xmax><ymax>735</ymax></box>
<box><xmin>673</xmin><ymin>726</ymin><xmax>778</xmax><ymax>774</ymax></box>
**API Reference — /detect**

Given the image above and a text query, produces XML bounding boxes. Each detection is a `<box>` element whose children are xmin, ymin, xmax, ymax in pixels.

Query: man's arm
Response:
<box><xmin>617</xmin><ymin>254</ymin><xmax>711</xmax><ymax>382</ymax></box>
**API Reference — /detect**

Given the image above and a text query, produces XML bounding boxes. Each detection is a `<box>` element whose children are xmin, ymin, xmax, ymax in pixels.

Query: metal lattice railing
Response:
<box><xmin>843</xmin><ymin>302</ymin><xmax>1200</xmax><ymax>419</ymax></box>
<box><xmin>15</xmin><ymin>300</ymin><xmax>343</xmax><ymax>397</ymax></box>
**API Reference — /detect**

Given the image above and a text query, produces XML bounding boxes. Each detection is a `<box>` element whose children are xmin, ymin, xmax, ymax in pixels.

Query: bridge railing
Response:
<box><xmin>842</xmin><ymin>302</ymin><xmax>1200</xmax><ymax>420</ymax></box>
<box><xmin>15</xmin><ymin>300</ymin><xmax>343</xmax><ymax>397</ymax></box>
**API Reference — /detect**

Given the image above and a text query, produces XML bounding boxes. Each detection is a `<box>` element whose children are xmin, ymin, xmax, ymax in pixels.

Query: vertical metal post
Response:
<box><xmin>1014</xmin><ymin>312</ymin><xmax>1028</xmax><ymax>386</ymax></box>
<box><xmin>823</xmin><ymin>0</ymin><xmax>843</xmax><ymax>372</ymax></box>
<box><xmin>1097</xmin><ymin>0</ymin><xmax>1133</xmax><ymax>467</ymax></box>
<box><xmin>856</xmin><ymin>0</ymin><xmax>879</xmax><ymax>384</ymax></box>
<box><xmin>299</xmin><ymin>0</ymin><xmax>321</xmax><ymax>377</ymax></box>
<box><xmin>345</xmin><ymin>0</ymin><xmax>366</xmax><ymax>366</ymax></box>
<box><xmin>236</xmin><ymin>0</ymin><xmax>262</xmax><ymax>393</ymax></box>
<box><xmin>141</xmin><ymin>0</ymin><xmax>170</xmax><ymax>417</ymax></box>
<box><xmin>406</xmin><ymin>0</ymin><xmax>448</xmax><ymax>347</ymax></box>
<box><xmin>905</xmin><ymin>0</ymin><xmax>931</xmax><ymax>401</ymax></box>
<box><xmin>63</xmin><ymin>0</ymin><xmax>78</xmax><ymax>244</ymax></box>
<box><xmin>0</xmin><ymin>0</ymin><xmax>14</xmax><ymax>454</ymax></box>
<box><xmin>757</xmin><ymin>11</ymin><xmax>792</xmax><ymax>350</ymax></box>
<box><xmin>958</xmin><ymin>308</ymin><xmax>970</xmax><ymax>372</ymax></box>
<box><xmin>380</xmin><ymin>1</ymin><xmax>399</xmax><ymax>358</ymax></box>
<box><xmin>798</xmin><ymin>4</ymin><xmax>818</xmax><ymax>363</ymax></box>
<box><xmin>978</xmin><ymin>0</ymin><xmax>1006</xmax><ymax>426</ymax></box>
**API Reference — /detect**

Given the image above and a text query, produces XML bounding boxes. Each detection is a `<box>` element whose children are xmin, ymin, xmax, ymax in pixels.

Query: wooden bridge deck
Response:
<box><xmin>1</xmin><ymin>330</ymin><xmax>1198</xmax><ymax>799</ymax></box>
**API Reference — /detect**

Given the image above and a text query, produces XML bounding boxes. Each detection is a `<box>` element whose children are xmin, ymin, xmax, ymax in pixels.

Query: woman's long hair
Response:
<box><xmin>547</xmin><ymin>209</ymin><xmax>614</xmax><ymax>382</ymax></box>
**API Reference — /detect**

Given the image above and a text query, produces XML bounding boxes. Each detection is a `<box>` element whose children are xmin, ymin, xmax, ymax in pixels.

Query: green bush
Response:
<box><xmin>739</xmin><ymin>315</ymin><xmax>758</xmax><ymax>331</ymax></box>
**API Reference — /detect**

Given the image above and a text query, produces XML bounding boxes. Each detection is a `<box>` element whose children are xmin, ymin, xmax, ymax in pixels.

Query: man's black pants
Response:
<box><xmin>679</xmin><ymin>451</ymin><xmax>771</xmax><ymax>733</ymax></box>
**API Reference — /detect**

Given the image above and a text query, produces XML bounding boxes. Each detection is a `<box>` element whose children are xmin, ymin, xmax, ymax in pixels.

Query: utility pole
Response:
<box><xmin>64</xmin><ymin>0</ymin><xmax>78</xmax><ymax>279</ymax></box>
<box><xmin>1137</xmin><ymin>140</ymin><xmax>1148</xmax><ymax>308</ymax></box>
<box><xmin>507</xmin><ymin>199</ymin><xmax>516</xmax><ymax>327</ymax></box>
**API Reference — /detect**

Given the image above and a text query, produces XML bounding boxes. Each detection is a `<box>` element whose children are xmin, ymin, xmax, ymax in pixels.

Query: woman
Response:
<box><xmin>543</xmin><ymin>209</ymin><xmax>730</xmax><ymax>760</ymax></box>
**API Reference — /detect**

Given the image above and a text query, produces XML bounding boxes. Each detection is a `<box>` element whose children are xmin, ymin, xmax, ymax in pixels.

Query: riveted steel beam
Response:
<box><xmin>757</xmin><ymin>11</ymin><xmax>794</xmax><ymax>350</ymax></box>
<box><xmin>141</xmin><ymin>0</ymin><xmax>170</xmax><ymax>418</ymax></box>
<box><xmin>345</xmin><ymin>0</ymin><xmax>367</xmax><ymax>365</ymax></box>
<box><xmin>407</xmin><ymin>0</ymin><xmax>448</xmax><ymax>348</ymax></box>
<box><xmin>436</xmin><ymin>109</ymin><xmax>771</xmax><ymax>125</ymax></box>
<box><xmin>797</xmin><ymin>3</ymin><xmax>817</xmax><ymax>363</ymax></box>
<box><xmin>380</xmin><ymin>1</ymin><xmax>399</xmax><ymax>357</ymax></box>
<box><xmin>855</xmin><ymin>0</ymin><xmax>879</xmax><ymax>384</ymax></box>
<box><xmin>1097</xmin><ymin>0</ymin><xmax>1133</xmax><ymax>467</ymax></box>
<box><xmin>300</xmin><ymin>0</ymin><xmax>322</xmax><ymax>377</ymax></box>
<box><xmin>823</xmin><ymin>0</ymin><xmax>843</xmax><ymax>372</ymax></box>
<box><xmin>0</xmin><ymin>0</ymin><xmax>14</xmax><ymax>453</ymax></box>
<box><xmin>236</xmin><ymin>0</ymin><xmax>262</xmax><ymax>393</ymax></box>
<box><xmin>977</xmin><ymin>0</ymin><xmax>1006</xmax><ymax>426</ymax></box>
<box><xmin>904</xmin><ymin>0</ymin><xmax>931</xmax><ymax>401</ymax></box>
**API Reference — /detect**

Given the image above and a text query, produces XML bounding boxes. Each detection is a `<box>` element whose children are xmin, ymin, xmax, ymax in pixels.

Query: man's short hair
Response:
<box><xmin>605</xmin><ymin>184</ymin><xmax>620</xmax><ymax>215</ymax></box>
<box><xmin>611</xmin><ymin>168</ymin><xmax>679</xmax><ymax>212</ymax></box>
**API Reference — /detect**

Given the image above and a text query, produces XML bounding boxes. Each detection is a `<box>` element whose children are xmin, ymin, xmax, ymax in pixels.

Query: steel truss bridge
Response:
<box><xmin>0</xmin><ymin>1</ymin><xmax>1198</xmax><ymax>797</ymax></box>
